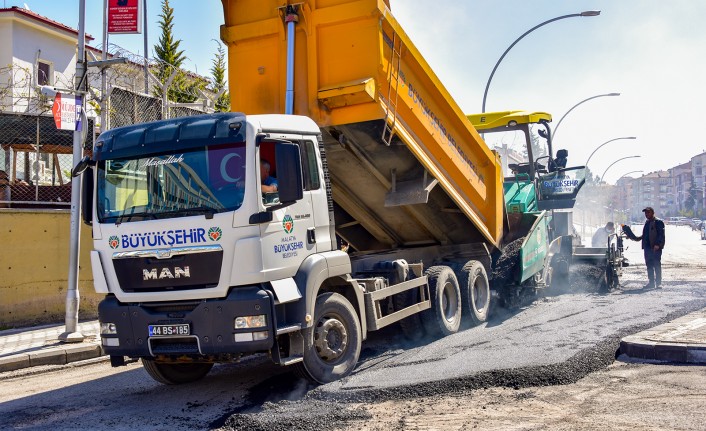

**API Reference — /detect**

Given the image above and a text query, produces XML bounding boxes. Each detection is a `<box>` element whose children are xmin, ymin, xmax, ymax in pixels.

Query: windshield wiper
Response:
<box><xmin>114</xmin><ymin>211</ymin><xmax>156</xmax><ymax>225</ymax></box>
<box><xmin>155</xmin><ymin>206</ymin><xmax>218</xmax><ymax>220</ymax></box>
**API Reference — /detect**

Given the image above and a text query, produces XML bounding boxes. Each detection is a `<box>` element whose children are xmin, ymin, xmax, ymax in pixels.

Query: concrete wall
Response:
<box><xmin>0</xmin><ymin>209</ymin><xmax>101</xmax><ymax>328</ymax></box>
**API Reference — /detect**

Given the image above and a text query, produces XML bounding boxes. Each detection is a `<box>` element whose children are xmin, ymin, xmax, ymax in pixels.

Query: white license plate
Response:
<box><xmin>148</xmin><ymin>324</ymin><xmax>190</xmax><ymax>337</ymax></box>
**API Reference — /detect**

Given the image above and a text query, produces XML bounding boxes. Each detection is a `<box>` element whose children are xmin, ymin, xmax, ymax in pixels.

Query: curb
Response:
<box><xmin>0</xmin><ymin>343</ymin><xmax>104</xmax><ymax>373</ymax></box>
<box><xmin>620</xmin><ymin>336</ymin><xmax>706</xmax><ymax>363</ymax></box>
<box><xmin>620</xmin><ymin>312</ymin><xmax>706</xmax><ymax>364</ymax></box>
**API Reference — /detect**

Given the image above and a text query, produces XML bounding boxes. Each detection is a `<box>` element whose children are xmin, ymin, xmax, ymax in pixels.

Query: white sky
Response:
<box><xmin>14</xmin><ymin>0</ymin><xmax>706</xmax><ymax>184</ymax></box>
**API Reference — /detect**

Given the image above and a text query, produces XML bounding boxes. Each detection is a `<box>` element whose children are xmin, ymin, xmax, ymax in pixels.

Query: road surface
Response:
<box><xmin>1</xmin><ymin>225</ymin><xmax>704</xmax><ymax>430</ymax></box>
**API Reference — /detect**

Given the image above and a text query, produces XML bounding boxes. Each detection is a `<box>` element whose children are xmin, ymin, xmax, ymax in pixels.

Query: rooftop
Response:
<box><xmin>0</xmin><ymin>6</ymin><xmax>95</xmax><ymax>41</ymax></box>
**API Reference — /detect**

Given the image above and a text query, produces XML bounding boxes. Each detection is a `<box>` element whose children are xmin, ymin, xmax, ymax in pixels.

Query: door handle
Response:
<box><xmin>307</xmin><ymin>227</ymin><xmax>316</xmax><ymax>244</ymax></box>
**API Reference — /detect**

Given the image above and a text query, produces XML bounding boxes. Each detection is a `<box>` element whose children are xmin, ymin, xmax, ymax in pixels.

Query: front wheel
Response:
<box><xmin>141</xmin><ymin>359</ymin><xmax>213</xmax><ymax>385</ymax></box>
<box><xmin>458</xmin><ymin>261</ymin><xmax>490</xmax><ymax>325</ymax></box>
<box><xmin>294</xmin><ymin>292</ymin><xmax>362</xmax><ymax>384</ymax></box>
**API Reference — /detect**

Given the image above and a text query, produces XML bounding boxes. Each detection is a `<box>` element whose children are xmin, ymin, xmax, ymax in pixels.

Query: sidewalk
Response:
<box><xmin>0</xmin><ymin>321</ymin><xmax>102</xmax><ymax>372</ymax></box>
<box><xmin>620</xmin><ymin>309</ymin><xmax>706</xmax><ymax>363</ymax></box>
<box><xmin>1</xmin><ymin>309</ymin><xmax>705</xmax><ymax>373</ymax></box>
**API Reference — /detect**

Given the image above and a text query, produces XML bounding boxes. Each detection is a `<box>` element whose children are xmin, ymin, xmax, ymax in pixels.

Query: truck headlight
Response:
<box><xmin>100</xmin><ymin>322</ymin><xmax>117</xmax><ymax>335</ymax></box>
<box><xmin>234</xmin><ymin>315</ymin><xmax>266</xmax><ymax>329</ymax></box>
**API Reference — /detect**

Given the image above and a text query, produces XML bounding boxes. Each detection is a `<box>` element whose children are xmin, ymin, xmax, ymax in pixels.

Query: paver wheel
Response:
<box><xmin>421</xmin><ymin>266</ymin><xmax>462</xmax><ymax>337</ymax></box>
<box><xmin>459</xmin><ymin>260</ymin><xmax>490</xmax><ymax>325</ymax></box>
<box><xmin>141</xmin><ymin>359</ymin><xmax>213</xmax><ymax>385</ymax></box>
<box><xmin>294</xmin><ymin>292</ymin><xmax>362</xmax><ymax>384</ymax></box>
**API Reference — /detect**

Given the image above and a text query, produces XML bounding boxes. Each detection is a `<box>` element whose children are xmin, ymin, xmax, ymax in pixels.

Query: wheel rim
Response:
<box><xmin>442</xmin><ymin>281</ymin><xmax>458</xmax><ymax>322</ymax></box>
<box><xmin>472</xmin><ymin>272</ymin><xmax>488</xmax><ymax>312</ymax></box>
<box><xmin>314</xmin><ymin>314</ymin><xmax>348</xmax><ymax>362</ymax></box>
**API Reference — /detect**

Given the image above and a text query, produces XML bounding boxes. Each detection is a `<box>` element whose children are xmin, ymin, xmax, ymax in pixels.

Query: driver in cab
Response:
<box><xmin>260</xmin><ymin>159</ymin><xmax>278</xmax><ymax>194</ymax></box>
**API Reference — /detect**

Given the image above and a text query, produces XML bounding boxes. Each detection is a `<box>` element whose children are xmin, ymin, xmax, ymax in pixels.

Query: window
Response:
<box><xmin>299</xmin><ymin>140</ymin><xmax>321</xmax><ymax>191</ymax></box>
<box><xmin>37</xmin><ymin>61</ymin><xmax>51</xmax><ymax>86</ymax></box>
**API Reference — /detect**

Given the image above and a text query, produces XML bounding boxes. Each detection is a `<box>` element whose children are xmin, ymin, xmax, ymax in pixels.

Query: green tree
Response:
<box><xmin>210</xmin><ymin>40</ymin><xmax>230</xmax><ymax>112</ymax></box>
<box><xmin>153</xmin><ymin>0</ymin><xmax>201</xmax><ymax>103</ymax></box>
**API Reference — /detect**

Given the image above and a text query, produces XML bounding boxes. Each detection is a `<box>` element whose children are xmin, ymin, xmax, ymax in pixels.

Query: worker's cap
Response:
<box><xmin>642</xmin><ymin>206</ymin><xmax>654</xmax><ymax>213</ymax></box>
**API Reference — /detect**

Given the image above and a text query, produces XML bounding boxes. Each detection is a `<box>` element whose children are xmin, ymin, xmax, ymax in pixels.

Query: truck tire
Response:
<box><xmin>421</xmin><ymin>266</ymin><xmax>462</xmax><ymax>337</ymax></box>
<box><xmin>458</xmin><ymin>260</ymin><xmax>490</xmax><ymax>325</ymax></box>
<box><xmin>393</xmin><ymin>288</ymin><xmax>427</xmax><ymax>342</ymax></box>
<box><xmin>294</xmin><ymin>292</ymin><xmax>362</xmax><ymax>384</ymax></box>
<box><xmin>141</xmin><ymin>359</ymin><xmax>213</xmax><ymax>385</ymax></box>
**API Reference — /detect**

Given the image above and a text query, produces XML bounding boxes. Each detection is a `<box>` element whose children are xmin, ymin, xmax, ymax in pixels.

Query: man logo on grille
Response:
<box><xmin>143</xmin><ymin>266</ymin><xmax>191</xmax><ymax>280</ymax></box>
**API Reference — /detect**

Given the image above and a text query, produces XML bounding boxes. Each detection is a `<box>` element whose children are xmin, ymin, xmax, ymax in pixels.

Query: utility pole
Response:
<box><xmin>59</xmin><ymin>0</ymin><xmax>87</xmax><ymax>342</ymax></box>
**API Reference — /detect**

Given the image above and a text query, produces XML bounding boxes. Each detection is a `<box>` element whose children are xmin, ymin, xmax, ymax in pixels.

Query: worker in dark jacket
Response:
<box><xmin>632</xmin><ymin>207</ymin><xmax>665</xmax><ymax>289</ymax></box>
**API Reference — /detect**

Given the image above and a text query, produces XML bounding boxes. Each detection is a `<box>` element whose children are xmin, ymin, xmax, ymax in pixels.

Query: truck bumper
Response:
<box><xmin>98</xmin><ymin>286</ymin><xmax>275</xmax><ymax>359</ymax></box>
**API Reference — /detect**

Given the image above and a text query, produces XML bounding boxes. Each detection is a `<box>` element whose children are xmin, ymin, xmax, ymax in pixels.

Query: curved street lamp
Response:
<box><xmin>585</xmin><ymin>136</ymin><xmax>637</xmax><ymax>168</ymax></box>
<box><xmin>481</xmin><ymin>10</ymin><xmax>601</xmax><ymax>113</ymax></box>
<box><xmin>553</xmin><ymin>92</ymin><xmax>620</xmax><ymax>142</ymax></box>
<box><xmin>601</xmin><ymin>155</ymin><xmax>641</xmax><ymax>183</ymax></box>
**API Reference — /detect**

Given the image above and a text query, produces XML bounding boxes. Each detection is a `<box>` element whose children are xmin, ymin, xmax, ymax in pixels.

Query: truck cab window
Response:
<box><xmin>300</xmin><ymin>140</ymin><xmax>321</xmax><ymax>191</ymax></box>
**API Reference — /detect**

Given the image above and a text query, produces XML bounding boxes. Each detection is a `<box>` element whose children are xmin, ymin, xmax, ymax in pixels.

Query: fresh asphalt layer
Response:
<box><xmin>1</xmin><ymin>281</ymin><xmax>705</xmax><ymax>378</ymax></box>
<box><xmin>317</xmin><ymin>278</ymin><xmax>706</xmax><ymax>399</ymax></box>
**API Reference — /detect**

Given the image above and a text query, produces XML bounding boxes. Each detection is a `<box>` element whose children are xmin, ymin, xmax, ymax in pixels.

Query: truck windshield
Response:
<box><xmin>96</xmin><ymin>142</ymin><xmax>247</xmax><ymax>223</ymax></box>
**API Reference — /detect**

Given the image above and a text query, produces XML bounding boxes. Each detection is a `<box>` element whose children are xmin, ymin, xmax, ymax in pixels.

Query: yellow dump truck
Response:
<box><xmin>77</xmin><ymin>0</ymin><xmax>574</xmax><ymax>385</ymax></box>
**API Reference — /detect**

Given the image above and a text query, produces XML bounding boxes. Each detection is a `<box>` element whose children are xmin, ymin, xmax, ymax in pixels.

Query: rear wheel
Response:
<box><xmin>459</xmin><ymin>261</ymin><xmax>490</xmax><ymax>325</ymax></box>
<box><xmin>294</xmin><ymin>292</ymin><xmax>362</xmax><ymax>384</ymax></box>
<box><xmin>421</xmin><ymin>266</ymin><xmax>462</xmax><ymax>337</ymax></box>
<box><xmin>393</xmin><ymin>287</ymin><xmax>427</xmax><ymax>341</ymax></box>
<box><xmin>141</xmin><ymin>359</ymin><xmax>213</xmax><ymax>385</ymax></box>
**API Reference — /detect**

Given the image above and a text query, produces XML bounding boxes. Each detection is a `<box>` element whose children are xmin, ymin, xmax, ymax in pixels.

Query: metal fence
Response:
<box><xmin>0</xmin><ymin>88</ymin><xmax>209</xmax><ymax>208</ymax></box>
<box><xmin>107</xmin><ymin>87</ymin><xmax>162</xmax><ymax>129</ymax></box>
<box><xmin>0</xmin><ymin>112</ymin><xmax>94</xmax><ymax>208</ymax></box>
<box><xmin>107</xmin><ymin>87</ymin><xmax>209</xmax><ymax>129</ymax></box>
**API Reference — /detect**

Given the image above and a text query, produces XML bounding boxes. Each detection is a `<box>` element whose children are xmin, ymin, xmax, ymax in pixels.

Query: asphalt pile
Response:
<box><xmin>219</xmin><ymin>399</ymin><xmax>371</xmax><ymax>431</ymax></box>
<box><xmin>490</xmin><ymin>238</ymin><xmax>523</xmax><ymax>286</ymax></box>
<box><xmin>567</xmin><ymin>263</ymin><xmax>607</xmax><ymax>293</ymax></box>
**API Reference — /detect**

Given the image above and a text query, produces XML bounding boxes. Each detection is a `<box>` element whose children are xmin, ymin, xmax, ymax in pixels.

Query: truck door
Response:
<box><xmin>300</xmin><ymin>137</ymin><xmax>333</xmax><ymax>253</ymax></box>
<box><xmin>259</xmin><ymin>137</ymin><xmax>317</xmax><ymax>273</ymax></box>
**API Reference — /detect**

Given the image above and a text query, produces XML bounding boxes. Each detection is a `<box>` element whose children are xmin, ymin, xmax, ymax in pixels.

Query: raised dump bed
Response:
<box><xmin>221</xmin><ymin>0</ymin><xmax>503</xmax><ymax>252</ymax></box>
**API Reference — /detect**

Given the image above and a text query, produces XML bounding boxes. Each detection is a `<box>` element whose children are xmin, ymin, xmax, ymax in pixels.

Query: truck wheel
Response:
<box><xmin>393</xmin><ymin>288</ymin><xmax>427</xmax><ymax>342</ymax></box>
<box><xmin>421</xmin><ymin>266</ymin><xmax>462</xmax><ymax>337</ymax></box>
<box><xmin>294</xmin><ymin>292</ymin><xmax>362</xmax><ymax>384</ymax></box>
<box><xmin>459</xmin><ymin>261</ymin><xmax>490</xmax><ymax>325</ymax></box>
<box><xmin>141</xmin><ymin>359</ymin><xmax>213</xmax><ymax>385</ymax></box>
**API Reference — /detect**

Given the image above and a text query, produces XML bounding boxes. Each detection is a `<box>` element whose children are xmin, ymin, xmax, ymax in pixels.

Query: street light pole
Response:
<box><xmin>481</xmin><ymin>10</ymin><xmax>600</xmax><ymax>113</ymax></box>
<box><xmin>600</xmin><ymin>155</ymin><xmax>641</xmax><ymax>183</ymax></box>
<box><xmin>59</xmin><ymin>0</ymin><xmax>87</xmax><ymax>343</ymax></box>
<box><xmin>553</xmin><ymin>92</ymin><xmax>620</xmax><ymax>142</ymax></box>
<box><xmin>585</xmin><ymin>136</ymin><xmax>637</xmax><ymax>168</ymax></box>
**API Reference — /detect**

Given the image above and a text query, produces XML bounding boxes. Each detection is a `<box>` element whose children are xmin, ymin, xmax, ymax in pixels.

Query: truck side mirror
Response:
<box><xmin>81</xmin><ymin>166</ymin><xmax>94</xmax><ymax>226</ymax></box>
<box><xmin>275</xmin><ymin>142</ymin><xmax>304</xmax><ymax>204</ymax></box>
<box><xmin>72</xmin><ymin>156</ymin><xmax>95</xmax><ymax>177</ymax></box>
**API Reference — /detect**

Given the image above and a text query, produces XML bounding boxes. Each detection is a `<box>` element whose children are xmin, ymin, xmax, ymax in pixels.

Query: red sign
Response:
<box><xmin>108</xmin><ymin>0</ymin><xmax>142</xmax><ymax>34</ymax></box>
<box><xmin>51</xmin><ymin>93</ymin><xmax>83</xmax><ymax>131</ymax></box>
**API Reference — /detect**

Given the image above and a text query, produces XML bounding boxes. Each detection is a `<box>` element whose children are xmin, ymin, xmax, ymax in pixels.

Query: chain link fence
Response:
<box><xmin>107</xmin><ymin>87</ymin><xmax>163</xmax><ymax>129</ymax></box>
<box><xmin>107</xmin><ymin>87</ymin><xmax>207</xmax><ymax>129</ymax></box>
<box><xmin>0</xmin><ymin>112</ymin><xmax>94</xmax><ymax>208</ymax></box>
<box><xmin>1</xmin><ymin>46</ymin><xmax>223</xmax><ymax>208</ymax></box>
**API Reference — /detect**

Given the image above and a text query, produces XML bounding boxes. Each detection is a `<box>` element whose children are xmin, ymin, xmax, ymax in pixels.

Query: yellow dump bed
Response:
<box><xmin>221</xmin><ymin>0</ymin><xmax>503</xmax><ymax>249</ymax></box>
